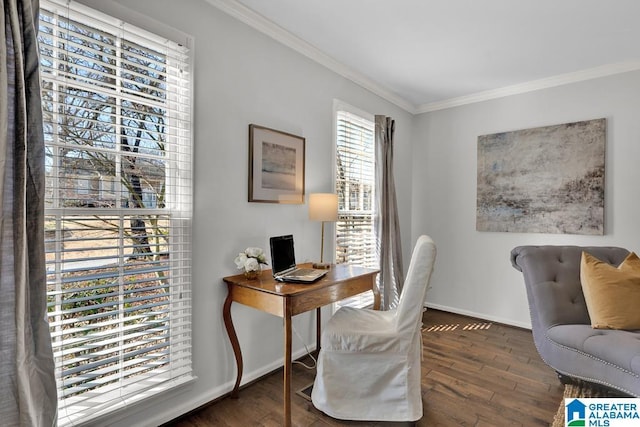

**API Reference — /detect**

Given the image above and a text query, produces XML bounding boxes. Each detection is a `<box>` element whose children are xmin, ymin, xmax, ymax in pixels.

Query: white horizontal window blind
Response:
<box><xmin>38</xmin><ymin>0</ymin><xmax>193</xmax><ymax>424</ymax></box>
<box><xmin>335</xmin><ymin>110</ymin><xmax>377</xmax><ymax>308</ymax></box>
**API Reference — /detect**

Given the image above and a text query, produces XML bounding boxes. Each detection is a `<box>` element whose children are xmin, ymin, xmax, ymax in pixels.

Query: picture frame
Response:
<box><xmin>248</xmin><ymin>124</ymin><xmax>305</xmax><ymax>204</ymax></box>
<box><xmin>476</xmin><ymin>118</ymin><xmax>605</xmax><ymax>235</ymax></box>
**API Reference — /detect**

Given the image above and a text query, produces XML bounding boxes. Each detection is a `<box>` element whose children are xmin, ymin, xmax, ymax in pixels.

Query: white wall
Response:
<box><xmin>411</xmin><ymin>70</ymin><xmax>640</xmax><ymax>327</ymax></box>
<box><xmin>73</xmin><ymin>0</ymin><xmax>414</xmax><ymax>425</ymax></box>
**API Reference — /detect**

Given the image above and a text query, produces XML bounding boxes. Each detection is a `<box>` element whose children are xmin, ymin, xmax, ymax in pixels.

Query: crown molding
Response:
<box><xmin>206</xmin><ymin>0</ymin><xmax>417</xmax><ymax>114</ymax></box>
<box><xmin>416</xmin><ymin>60</ymin><xmax>640</xmax><ymax>114</ymax></box>
<box><xmin>205</xmin><ymin>0</ymin><xmax>640</xmax><ymax>117</ymax></box>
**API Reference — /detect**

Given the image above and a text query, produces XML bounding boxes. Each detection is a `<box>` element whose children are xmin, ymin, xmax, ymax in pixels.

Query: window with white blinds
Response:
<box><xmin>38</xmin><ymin>1</ymin><xmax>193</xmax><ymax>424</ymax></box>
<box><xmin>335</xmin><ymin>109</ymin><xmax>377</xmax><ymax>308</ymax></box>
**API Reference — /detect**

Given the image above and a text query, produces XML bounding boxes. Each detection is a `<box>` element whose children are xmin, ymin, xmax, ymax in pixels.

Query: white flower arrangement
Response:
<box><xmin>234</xmin><ymin>247</ymin><xmax>268</xmax><ymax>273</ymax></box>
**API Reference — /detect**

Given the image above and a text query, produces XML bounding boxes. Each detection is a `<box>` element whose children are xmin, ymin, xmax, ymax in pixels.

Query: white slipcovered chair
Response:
<box><xmin>311</xmin><ymin>235</ymin><xmax>437</xmax><ymax>422</ymax></box>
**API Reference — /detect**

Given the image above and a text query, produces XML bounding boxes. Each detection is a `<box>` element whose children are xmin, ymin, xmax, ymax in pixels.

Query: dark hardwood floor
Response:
<box><xmin>166</xmin><ymin>310</ymin><xmax>564</xmax><ymax>426</ymax></box>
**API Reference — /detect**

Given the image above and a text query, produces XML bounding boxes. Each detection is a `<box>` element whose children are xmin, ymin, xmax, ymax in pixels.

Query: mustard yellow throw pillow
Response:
<box><xmin>580</xmin><ymin>251</ymin><xmax>640</xmax><ymax>330</ymax></box>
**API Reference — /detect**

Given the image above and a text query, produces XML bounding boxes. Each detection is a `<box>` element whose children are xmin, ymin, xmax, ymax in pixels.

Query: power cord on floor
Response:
<box><xmin>291</xmin><ymin>323</ymin><xmax>317</xmax><ymax>370</ymax></box>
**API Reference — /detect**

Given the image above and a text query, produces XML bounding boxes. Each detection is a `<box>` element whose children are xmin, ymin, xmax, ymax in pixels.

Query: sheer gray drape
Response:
<box><xmin>374</xmin><ymin>115</ymin><xmax>404</xmax><ymax>310</ymax></box>
<box><xmin>1</xmin><ymin>0</ymin><xmax>58</xmax><ymax>425</ymax></box>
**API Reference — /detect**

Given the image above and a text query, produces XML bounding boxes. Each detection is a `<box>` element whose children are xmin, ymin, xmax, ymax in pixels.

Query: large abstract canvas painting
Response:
<box><xmin>477</xmin><ymin>118</ymin><xmax>605</xmax><ymax>235</ymax></box>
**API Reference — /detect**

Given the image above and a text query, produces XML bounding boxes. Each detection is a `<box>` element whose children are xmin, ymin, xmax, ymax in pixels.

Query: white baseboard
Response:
<box><xmin>425</xmin><ymin>303</ymin><xmax>532</xmax><ymax>330</ymax></box>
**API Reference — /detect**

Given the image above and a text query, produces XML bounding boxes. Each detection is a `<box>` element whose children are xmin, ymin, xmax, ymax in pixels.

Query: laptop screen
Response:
<box><xmin>269</xmin><ymin>235</ymin><xmax>296</xmax><ymax>275</ymax></box>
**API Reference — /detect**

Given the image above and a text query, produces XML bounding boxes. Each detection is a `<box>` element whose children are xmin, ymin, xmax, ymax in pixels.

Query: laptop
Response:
<box><xmin>269</xmin><ymin>235</ymin><xmax>328</xmax><ymax>283</ymax></box>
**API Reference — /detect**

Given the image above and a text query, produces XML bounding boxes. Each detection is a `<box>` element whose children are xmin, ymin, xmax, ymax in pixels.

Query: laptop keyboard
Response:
<box><xmin>290</xmin><ymin>268</ymin><xmax>318</xmax><ymax>276</ymax></box>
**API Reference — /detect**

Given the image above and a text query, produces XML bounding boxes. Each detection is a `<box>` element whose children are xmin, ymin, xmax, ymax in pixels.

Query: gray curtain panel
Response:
<box><xmin>1</xmin><ymin>0</ymin><xmax>58</xmax><ymax>425</ymax></box>
<box><xmin>374</xmin><ymin>115</ymin><xmax>404</xmax><ymax>310</ymax></box>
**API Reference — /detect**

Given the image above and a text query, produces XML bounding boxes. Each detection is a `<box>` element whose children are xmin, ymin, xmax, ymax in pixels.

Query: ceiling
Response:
<box><xmin>225</xmin><ymin>0</ymin><xmax>640</xmax><ymax>113</ymax></box>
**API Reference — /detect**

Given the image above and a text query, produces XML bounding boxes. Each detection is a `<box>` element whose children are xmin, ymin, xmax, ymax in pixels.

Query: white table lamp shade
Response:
<box><xmin>309</xmin><ymin>193</ymin><xmax>338</xmax><ymax>221</ymax></box>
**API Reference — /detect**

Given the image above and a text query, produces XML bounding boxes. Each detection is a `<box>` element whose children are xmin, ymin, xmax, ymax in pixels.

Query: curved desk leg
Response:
<box><xmin>223</xmin><ymin>288</ymin><xmax>243</xmax><ymax>398</ymax></box>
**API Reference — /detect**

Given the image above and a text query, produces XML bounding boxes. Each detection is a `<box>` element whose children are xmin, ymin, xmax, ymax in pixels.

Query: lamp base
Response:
<box><xmin>312</xmin><ymin>262</ymin><xmax>332</xmax><ymax>269</ymax></box>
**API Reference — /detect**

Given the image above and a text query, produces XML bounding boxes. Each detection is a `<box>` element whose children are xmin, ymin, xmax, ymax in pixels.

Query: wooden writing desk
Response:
<box><xmin>222</xmin><ymin>263</ymin><xmax>379</xmax><ymax>427</ymax></box>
